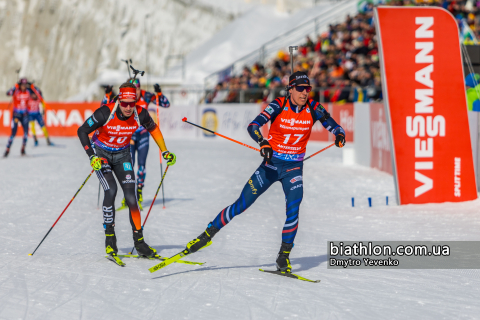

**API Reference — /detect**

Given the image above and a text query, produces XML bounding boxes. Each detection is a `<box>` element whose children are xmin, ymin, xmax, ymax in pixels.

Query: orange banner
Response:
<box><xmin>370</xmin><ymin>102</ymin><xmax>392</xmax><ymax>174</ymax></box>
<box><xmin>330</xmin><ymin>103</ymin><xmax>354</xmax><ymax>143</ymax></box>
<box><xmin>376</xmin><ymin>7</ymin><xmax>477</xmax><ymax>204</ymax></box>
<box><xmin>0</xmin><ymin>102</ymin><xmax>101</xmax><ymax>136</ymax></box>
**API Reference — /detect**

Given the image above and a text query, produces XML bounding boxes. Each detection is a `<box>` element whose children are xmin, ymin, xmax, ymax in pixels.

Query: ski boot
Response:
<box><xmin>105</xmin><ymin>224</ymin><xmax>118</xmax><ymax>255</ymax></box>
<box><xmin>137</xmin><ymin>186</ymin><xmax>143</xmax><ymax>210</ymax></box>
<box><xmin>47</xmin><ymin>137</ymin><xmax>53</xmax><ymax>146</ymax></box>
<box><xmin>21</xmin><ymin>145</ymin><xmax>26</xmax><ymax>156</ymax></box>
<box><xmin>137</xmin><ymin>186</ymin><xmax>143</xmax><ymax>203</ymax></box>
<box><xmin>116</xmin><ymin>198</ymin><xmax>128</xmax><ymax>211</ymax></box>
<box><xmin>276</xmin><ymin>242</ymin><xmax>293</xmax><ymax>273</ymax></box>
<box><xmin>185</xmin><ymin>223</ymin><xmax>219</xmax><ymax>254</ymax></box>
<box><xmin>34</xmin><ymin>136</ymin><xmax>39</xmax><ymax>146</ymax></box>
<box><xmin>3</xmin><ymin>148</ymin><xmax>9</xmax><ymax>158</ymax></box>
<box><xmin>133</xmin><ymin>229</ymin><xmax>158</xmax><ymax>258</ymax></box>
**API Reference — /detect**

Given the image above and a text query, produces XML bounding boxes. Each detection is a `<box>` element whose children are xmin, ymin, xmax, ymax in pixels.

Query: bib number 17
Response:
<box><xmin>283</xmin><ymin>134</ymin><xmax>303</xmax><ymax>145</ymax></box>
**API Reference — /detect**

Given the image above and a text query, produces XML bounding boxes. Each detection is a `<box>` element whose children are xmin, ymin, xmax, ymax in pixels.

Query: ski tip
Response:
<box><xmin>182</xmin><ymin>117</ymin><xmax>187</xmax><ymax>122</ymax></box>
<box><xmin>28</xmin><ymin>253</ymin><xmax>32</xmax><ymax>256</ymax></box>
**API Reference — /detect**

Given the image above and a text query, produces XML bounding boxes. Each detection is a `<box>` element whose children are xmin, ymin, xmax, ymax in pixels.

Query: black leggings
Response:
<box><xmin>95</xmin><ymin>147</ymin><xmax>142</xmax><ymax>230</ymax></box>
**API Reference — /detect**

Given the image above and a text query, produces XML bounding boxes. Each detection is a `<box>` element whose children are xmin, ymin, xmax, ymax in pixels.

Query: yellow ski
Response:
<box><xmin>259</xmin><ymin>269</ymin><xmax>320</xmax><ymax>283</ymax></box>
<box><xmin>148</xmin><ymin>250</ymin><xmax>189</xmax><ymax>273</ymax></box>
<box><xmin>115</xmin><ymin>254</ymin><xmax>204</xmax><ymax>265</ymax></box>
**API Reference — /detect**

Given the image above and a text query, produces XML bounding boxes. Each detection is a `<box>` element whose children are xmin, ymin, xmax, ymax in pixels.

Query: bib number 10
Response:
<box><xmin>109</xmin><ymin>136</ymin><xmax>128</xmax><ymax>144</ymax></box>
<box><xmin>283</xmin><ymin>134</ymin><xmax>304</xmax><ymax>145</ymax></box>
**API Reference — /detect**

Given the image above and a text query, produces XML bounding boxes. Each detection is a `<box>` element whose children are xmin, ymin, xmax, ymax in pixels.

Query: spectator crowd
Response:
<box><xmin>205</xmin><ymin>0</ymin><xmax>480</xmax><ymax>104</ymax></box>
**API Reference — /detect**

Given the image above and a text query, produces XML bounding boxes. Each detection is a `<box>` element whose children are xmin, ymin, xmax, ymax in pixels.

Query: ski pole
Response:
<box><xmin>129</xmin><ymin>165</ymin><xmax>170</xmax><ymax>254</ymax></box>
<box><xmin>29</xmin><ymin>169</ymin><xmax>95</xmax><ymax>256</ymax></box>
<box><xmin>182</xmin><ymin>117</ymin><xmax>260</xmax><ymax>152</ymax></box>
<box><xmin>97</xmin><ymin>182</ymin><xmax>101</xmax><ymax>209</ymax></box>
<box><xmin>303</xmin><ymin>143</ymin><xmax>335</xmax><ymax>161</ymax></box>
<box><xmin>156</xmin><ymin>94</ymin><xmax>166</xmax><ymax>209</ymax></box>
<box><xmin>182</xmin><ymin>118</ymin><xmax>334</xmax><ymax>160</ymax></box>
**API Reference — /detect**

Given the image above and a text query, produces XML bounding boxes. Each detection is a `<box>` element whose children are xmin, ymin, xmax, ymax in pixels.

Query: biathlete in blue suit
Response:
<box><xmin>179</xmin><ymin>71</ymin><xmax>346</xmax><ymax>273</ymax></box>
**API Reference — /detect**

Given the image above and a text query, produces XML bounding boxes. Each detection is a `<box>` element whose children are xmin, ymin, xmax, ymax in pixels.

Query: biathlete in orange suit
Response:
<box><xmin>102</xmin><ymin>79</ymin><xmax>170</xmax><ymax>209</ymax></box>
<box><xmin>77</xmin><ymin>82</ymin><xmax>176</xmax><ymax>258</ymax></box>
<box><xmin>4</xmin><ymin>78</ymin><xmax>32</xmax><ymax>157</ymax></box>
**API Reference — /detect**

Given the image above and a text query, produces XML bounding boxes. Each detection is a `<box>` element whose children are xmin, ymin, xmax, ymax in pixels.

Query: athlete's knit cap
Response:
<box><xmin>19</xmin><ymin>78</ymin><xmax>28</xmax><ymax>84</ymax></box>
<box><xmin>119</xmin><ymin>87</ymin><xmax>137</xmax><ymax>100</ymax></box>
<box><xmin>288</xmin><ymin>71</ymin><xmax>310</xmax><ymax>89</ymax></box>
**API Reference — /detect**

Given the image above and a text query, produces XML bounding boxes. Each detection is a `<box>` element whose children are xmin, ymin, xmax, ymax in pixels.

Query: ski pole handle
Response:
<box><xmin>182</xmin><ymin>117</ymin><xmax>260</xmax><ymax>152</ymax></box>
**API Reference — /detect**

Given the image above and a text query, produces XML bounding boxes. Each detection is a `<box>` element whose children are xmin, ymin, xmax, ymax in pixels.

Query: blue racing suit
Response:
<box><xmin>211</xmin><ymin>97</ymin><xmax>344</xmax><ymax>244</ymax></box>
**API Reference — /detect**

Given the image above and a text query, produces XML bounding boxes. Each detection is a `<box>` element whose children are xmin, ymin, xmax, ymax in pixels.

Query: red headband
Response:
<box><xmin>119</xmin><ymin>87</ymin><xmax>137</xmax><ymax>100</ymax></box>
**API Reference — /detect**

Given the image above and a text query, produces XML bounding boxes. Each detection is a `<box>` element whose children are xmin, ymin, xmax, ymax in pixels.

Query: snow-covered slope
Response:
<box><xmin>0</xmin><ymin>0</ymin><xmax>358</xmax><ymax>101</ymax></box>
<box><xmin>1</xmin><ymin>137</ymin><xmax>479</xmax><ymax>319</ymax></box>
<box><xmin>0</xmin><ymin>0</ymin><xmax>239</xmax><ymax>101</ymax></box>
<box><xmin>174</xmin><ymin>0</ymin><xmax>359</xmax><ymax>85</ymax></box>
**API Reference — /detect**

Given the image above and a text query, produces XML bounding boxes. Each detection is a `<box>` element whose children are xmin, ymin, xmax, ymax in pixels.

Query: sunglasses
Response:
<box><xmin>294</xmin><ymin>86</ymin><xmax>312</xmax><ymax>93</ymax></box>
<box><xmin>129</xmin><ymin>79</ymin><xmax>140</xmax><ymax>87</ymax></box>
<box><xmin>120</xmin><ymin>101</ymin><xmax>136</xmax><ymax>108</ymax></box>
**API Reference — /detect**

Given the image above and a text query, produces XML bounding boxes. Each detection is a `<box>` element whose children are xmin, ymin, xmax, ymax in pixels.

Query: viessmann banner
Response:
<box><xmin>375</xmin><ymin>7</ymin><xmax>477</xmax><ymax>204</ymax></box>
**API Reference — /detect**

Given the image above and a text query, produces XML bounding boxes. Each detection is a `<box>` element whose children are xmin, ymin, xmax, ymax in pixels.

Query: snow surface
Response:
<box><xmin>1</xmin><ymin>137</ymin><xmax>480</xmax><ymax>319</ymax></box>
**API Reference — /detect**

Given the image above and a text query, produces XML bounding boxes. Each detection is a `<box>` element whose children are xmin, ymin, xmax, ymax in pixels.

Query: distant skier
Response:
<box><xmin>4</xmin><ymin>78</ymin><xmax>32</xmax><ymax>157</ymax></box>
<box><xmin>103</xmin><ymin>79</ymin><xmax>170</xmax><ymax>210</ymax></box>
<box><xmin>28</xmin><ymin>91</ymin><xmax>53</xmax><ymax>146</ymax></box>
<box><xmin>179</xmin><ymin>72</ymin><xmax>345</xmax><ymax>273</ymax></box>
<box><xmin>77</xmin><ymin>82</ymin><xmax>176</xmax><ymax>258</ymax></box>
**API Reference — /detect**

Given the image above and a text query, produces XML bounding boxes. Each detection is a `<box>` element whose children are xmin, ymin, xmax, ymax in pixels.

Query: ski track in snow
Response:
<box><xmin>0</xmin><ymin>137</ymin><xmax>479</xmax><ymax>319</ymax></box>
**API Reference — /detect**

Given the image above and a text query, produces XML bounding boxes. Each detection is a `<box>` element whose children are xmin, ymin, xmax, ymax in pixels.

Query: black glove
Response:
<box><xmin>259</xmin><ymin>139</ymin><xmax>273</xmax><ymax>162</ymax></box>
<box><xmin>335</xmin><ymin>133</ymin><xmax>345</xmax><ymax>148</ymax></box>
<box><xmin>154</xmin><ymin>84</ymin><xmax>162</xmax><ymax>93</ymax></box>
<box><xmin>105</xmin><ymin>86</ymin><xmax>112</xmax><ymax>94</ymax></box>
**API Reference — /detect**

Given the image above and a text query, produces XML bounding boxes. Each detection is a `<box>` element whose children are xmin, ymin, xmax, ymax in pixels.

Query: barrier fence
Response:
<box><xmin>3</xmin><ymin>101</ymin><xmax>479</xmax><ymax>193</ymax></box>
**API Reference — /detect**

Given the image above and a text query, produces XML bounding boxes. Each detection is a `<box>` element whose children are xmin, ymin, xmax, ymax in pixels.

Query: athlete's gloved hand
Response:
<box><xmin>154</xmin><ymin>84</ymin><xmax>162</xmax><ymax>93</ymax></box>
<box><xmin>259</xmin><ymin>139</ymin><xmax>273</xmax><ymax>162</ymax></box>
<box><xmin>90</xmin><ymin>155</ymin><xmax>103</xmax><ymax>171</ymax></box>
<box><xmin>105</xmin><ymin>86</ymin><xmax>112</xmax><ymax>94</ymax></box>
<box><xmin>162</xmin><ymin>151</ymin><xmax>176</xmax><ymax>165</ymax></box>
<box><xmin>335</xmin><ymin>133</ymin><xmax>345</xmax><ymax>148</ymax></box>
